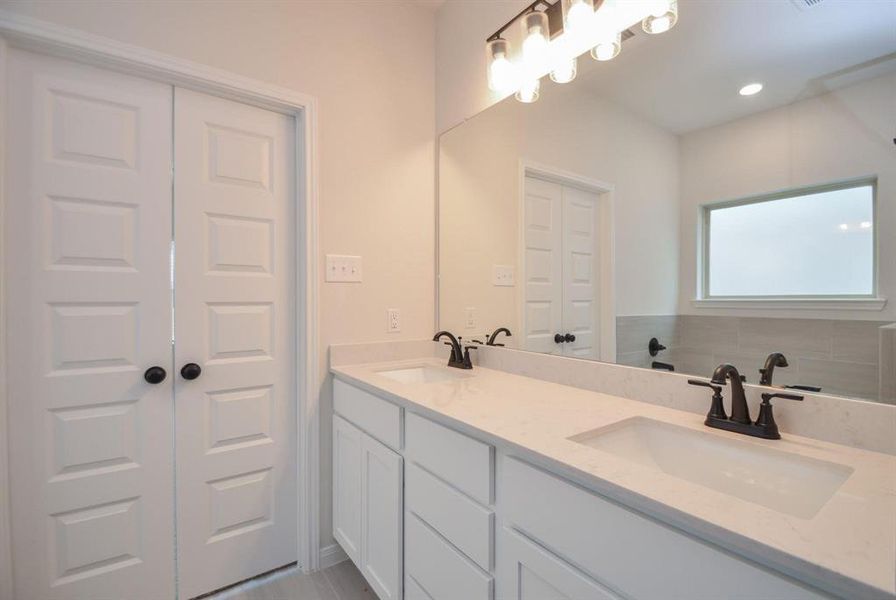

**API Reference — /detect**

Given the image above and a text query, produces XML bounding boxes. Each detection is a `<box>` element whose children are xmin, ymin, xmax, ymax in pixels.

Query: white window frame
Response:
<box><xmin>693</xmin><ymin>177</ymin><xmax>886</xmax><ymax>311</ymax></box>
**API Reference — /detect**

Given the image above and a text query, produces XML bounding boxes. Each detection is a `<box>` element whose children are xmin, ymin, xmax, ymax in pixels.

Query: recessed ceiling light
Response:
<box><xmin>739</xmin><ymin>83</ymin><xmax>763</xmax><ymax>96</ymax></box>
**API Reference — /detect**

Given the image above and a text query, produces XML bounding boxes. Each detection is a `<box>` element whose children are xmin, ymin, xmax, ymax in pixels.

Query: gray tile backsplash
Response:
<box><xmin>880</xmin><ymin>325</ymin><xmax>896</xmax><ymax>403</ymax></box>
<box><xmin>617</xmin><ymin>315</ymin><xmax>895</xmax><ymax>403</ymax></box>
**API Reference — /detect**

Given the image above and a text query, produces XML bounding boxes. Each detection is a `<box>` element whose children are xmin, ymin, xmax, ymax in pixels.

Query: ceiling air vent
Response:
<box><xmin>790</xmin><ymin>0</ymin><xmax>825</xmax><ymax>10</ymax></box>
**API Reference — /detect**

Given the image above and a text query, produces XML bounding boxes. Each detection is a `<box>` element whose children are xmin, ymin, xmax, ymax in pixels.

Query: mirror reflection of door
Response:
<box><xmin>523</xmin><ymin>175</ymin><xmax>602</xmax><ymax>359</ymax></box>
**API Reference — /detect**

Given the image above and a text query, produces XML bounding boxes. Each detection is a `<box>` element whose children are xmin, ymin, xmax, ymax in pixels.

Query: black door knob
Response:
<box><xmin>554</xmin><ymin>333</ymin><xmax>565</xmax><ymax>344</ymax></box>
<box><xmin>564</xmin><ymin>333</ymin><xmax>576</xmax><ymax>343</ymax></box>
<box><xmin>144</xmin><ymin>366</ymin><xmax>167</xmax><ymax>384</ymax></box>
<box><xmin>180</xmin><ymin>363</ymin><xmax>202</xmax><ymax>380</ymax></box>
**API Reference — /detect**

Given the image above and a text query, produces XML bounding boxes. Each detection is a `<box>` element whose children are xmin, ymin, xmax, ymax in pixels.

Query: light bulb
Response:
<box><xmin>521</xmin><ymin>11</ymin><xmax>550</xmax><ymax>78</ymax></box>
<box><xmin>839</xmin><ymin>223</ymin><xmax>849</xmax><ymax>231</ymax></box>
<box><xmin>550</xmin><ymin>57</ymin><xmax>577</xmax><ymax>84</ymax></box>
<box><xmin>738</xmin><ymin>83</ymin><xmax>763</xmax><ymax>96</ymax></box>
<box><xmin>591</xmin><ymin>32</ymin><xmax>621</xmax><ymax>61</ymax></box>
<box><xmin>516</xmin><ymin>78</ymin><xmax>540</xmax><ymax>103</ymax></box>
<box><xmin>642</xmin><ymin>0</ymin><xmax>677</xmax><ymax>34</ymax></box>
<box><xmin>648</xmin><ymin>15</ymin><xmax>670</xmax><ymax>32</ymax></box>
<box><xmin>860</xmin><ymin>221</ymin><xmax>872</xmax><ymax>229</ymax></box>
<box><xmin>562</xmin><ymin>0</ymin><xmax>595</xmax><ymax>38</ymax></box>
<box><xmin>486</xmin><ymin>39</ymin><xmax>517</xmax><ymax>92</ymax></box>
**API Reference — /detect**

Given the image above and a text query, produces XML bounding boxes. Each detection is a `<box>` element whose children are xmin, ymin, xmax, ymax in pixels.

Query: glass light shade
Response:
<box><xmin>562</xmin><ymin>0</ymin><xmax>594</xmax><ymax>38</ymax></box>
<box><xmin>486</xmin><ymin>38</ymin><xmax>516</xmax><ymax>92</ymax></box>
<box><xmin>642</xmin><ymin>0</ymin><xmax>678</xmax><ymax>34</ymax></box>
<box><xmin>515</xmin><ymin>78</ymin><xmax>541</xmax><ymax>103</ymax></box>
<box><xmin>550</xmin><ymin>56</ymin><xmax>577</xmax><ymax>83</ymax></box>
<box><xmin>591</xmin><ymin>31</ymin><xmax>621</xmax><ymax>61</ymax></box>
<box><xmin>521</xmin><ymin>11</ymin><xmax>550</xmax><ymax>77</ymax></box>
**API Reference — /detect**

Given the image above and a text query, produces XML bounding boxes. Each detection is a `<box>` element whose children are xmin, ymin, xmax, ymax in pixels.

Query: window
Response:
<box><xmin>702</xmin><ymin>180</ymin><xmax>875</xmax><ymax>298</ymax></box>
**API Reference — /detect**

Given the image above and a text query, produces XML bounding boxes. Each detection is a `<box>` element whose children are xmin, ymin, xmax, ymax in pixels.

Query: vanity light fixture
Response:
<box><xmin>550</xmin><ymin>55</ymin><xmax>578</xmax><ymax>83</ymax></box>
<box><xmin>739</xmin><ymin>82</ymin><xmax>764</xmax><ymax>96</ymax></box>
<box><xmin>487</xmin><ymin>38</ymin><xmax>517</xmax><ymax>92</ymax></box>
<box><xmin>563</xmin><ymin>0</ymin><xmax>595</xmax><ymax>38</ymax></box>
<box><xmin>642</xmin><ymin>0</ymin><xmax>678</xmax><ymax>34</ymax></box>
<box><xmin>516</xmin><ymin>78</ymin><xmax>541</xmax><ymax>103</ymax></box>
<box><xmin>485</xmin><ymin>0</ymin><xmax>679</xmax><ymax>103</ymax></box>
<box><xmin>521</xmin><ymin>11</ymin><xmax>551</xmax><ymax>79</ymax></box>
<box><xmin>592</xmin><ymin>31</ymin><xmax>621</xmax><ymax>61</ymax></box>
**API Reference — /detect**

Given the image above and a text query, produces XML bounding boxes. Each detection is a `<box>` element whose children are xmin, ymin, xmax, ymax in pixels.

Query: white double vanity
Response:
<box><xmin>330</xmin><ymin>342</ymin><xmax>895</xmax><ymax>600</ymax></box>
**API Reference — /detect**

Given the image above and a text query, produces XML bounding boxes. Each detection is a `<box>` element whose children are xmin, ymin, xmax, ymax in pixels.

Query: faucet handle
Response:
<box><xmin>755</xmin><ymin>392</ymin><xmax>802</xmax><ymax>440</ymax></box>
<box><xmin>687</xmin><ymin>378</ymin><xmax>722</xmax><ymax>394</ymax></box>
<box><xmin>761</xmin><ymin>392</ymin><xmax>804</xmax><ymax>402</ymax></box>
<box><xmin>689</xmin><ymin>379</ymin><xmax>727</xmax><ymax>421</ymax></box>
<box><xmin>443</xmin><ymin>341</ymin><xmax>458</xmax><ymax>360</ymax></box>
<box><xmin>462</xmin><ymin>345</ymin><xmax>477</xmax><ymax>369</ymax></box>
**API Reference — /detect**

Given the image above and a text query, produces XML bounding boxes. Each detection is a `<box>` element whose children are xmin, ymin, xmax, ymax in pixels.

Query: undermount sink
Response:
<box><xmin>376</xmin><ymin>365</ymin><xmax>467</xmax><ymax>384</ymax></box>
<box><xmin>569</xmin><ymin>417</ymin><xmax>853</xmax><ymax>519</ymax></box>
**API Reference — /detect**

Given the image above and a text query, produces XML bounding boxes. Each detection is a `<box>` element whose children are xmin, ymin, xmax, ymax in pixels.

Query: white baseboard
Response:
<box><xmin>319</xmin><ymin>543</ymin><xmax>349</xmax><ymax>570</ymax></box>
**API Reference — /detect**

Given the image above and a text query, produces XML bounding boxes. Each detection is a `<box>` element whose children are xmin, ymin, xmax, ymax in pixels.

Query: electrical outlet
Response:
<box><xmin>493</xmin><ymin>264</ymin><xmax>515</xmax><ymax>287</ymax></box>
<box><xmin>325</xmin><ymin>254</ymin><xmax>362</xmax><ymax>282</ymax></box>
<box><xmin>464</xmin><ymin>307</ymin><xmax>477</xmax><ymax>330</ymax></box>
<box><xmin>387</xmin><ymin>308</ymin><xmax>401</xmax><ymax>333</ymax></box>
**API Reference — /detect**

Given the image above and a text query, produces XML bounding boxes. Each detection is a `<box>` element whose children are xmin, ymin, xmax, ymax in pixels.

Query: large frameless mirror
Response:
<box><xmin>438</xmin><ymin>0</ymin><xmax>896</xmax><ymax>404</ymax></box>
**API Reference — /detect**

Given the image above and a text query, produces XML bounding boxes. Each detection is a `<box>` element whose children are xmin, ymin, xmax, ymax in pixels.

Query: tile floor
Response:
<box><xmin>210</xmin><ymin>560</ymin><xmax>376</xmax><ymax>600</ymax></box>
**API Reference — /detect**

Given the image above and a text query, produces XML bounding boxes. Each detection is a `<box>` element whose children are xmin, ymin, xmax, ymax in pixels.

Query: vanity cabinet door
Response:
<box><xmin>333</xmin><ymin>415</ymin><xmax>363</xmax><ymax>565</ymax></box>
<box><xmin>497</xmin><ymin>527</ymin><xmax>620</xmax><ymax>600</ymax></box>
<box><xmin>361</xmin><ymin>434</ymin><xmax>404</xmax><ymax>600</ymax></box>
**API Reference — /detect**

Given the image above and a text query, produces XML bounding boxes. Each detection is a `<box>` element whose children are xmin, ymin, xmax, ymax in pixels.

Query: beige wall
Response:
<box><xmin>679</xmin><ymin>73</ymin><xmax>896</xmax><ymax>321</ymax></box>
<box><xmin>439</xmin><ymin>83</ymin><xmax>680</xmax><ymax>337</ymax></box>
<box><xmin>0</xmin><ymin>0</ymin><xmax>436</xmax><ymax>554</ymax></box>
<box><xmin>435</xmin><ymin>0</ymin><xmax>526</xmax><ymax>133</ymax></box>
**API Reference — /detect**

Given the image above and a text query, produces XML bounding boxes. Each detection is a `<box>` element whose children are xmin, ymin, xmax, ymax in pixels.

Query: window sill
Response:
<box><xmin>690</xmin><ymin>297</ymin><xmax>888</xmax><ymax>311</ymax></box>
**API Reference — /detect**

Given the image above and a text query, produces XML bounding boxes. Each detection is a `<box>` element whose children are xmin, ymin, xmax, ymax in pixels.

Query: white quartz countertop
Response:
<box><xmin>331</xmin><ymin>357</ymin><xmax>896</xmax><ymax>599</ymax></box>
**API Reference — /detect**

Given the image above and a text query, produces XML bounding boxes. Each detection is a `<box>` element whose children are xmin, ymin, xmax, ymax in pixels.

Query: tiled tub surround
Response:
<box><xmin>617</xmin><ymin>315</ymin><xmax>896</xmax><ymax>403</ymax></box>
<box><xmin>330</xmin><ymin>341</ymin><xmax>896</xmax><ymax>598</ymax></box>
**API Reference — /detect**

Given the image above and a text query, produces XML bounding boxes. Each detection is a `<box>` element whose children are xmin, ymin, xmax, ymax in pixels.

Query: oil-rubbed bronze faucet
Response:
<box><xmin>688</xmin><ymin>363</ymin><xmax>803</xmax><ymax>440</ymax></box>
<box><xmin>486</xmin><ymin>327</ymin><xmax>512</xmax><ymax>346</ymax></box>
<box><xmin>433</xmin><ymin>331</ymin><xmax>475</xmax><ymax>369</ymax></box>
<box><xmin>711</xmin><ymin>363</ymin><xmax>751</xmax><ymax>424</ymax></box>
<box><xmin>759</xmin><ymin>352</ymin><xmax>788</xmax><ymax>385</ymax></box>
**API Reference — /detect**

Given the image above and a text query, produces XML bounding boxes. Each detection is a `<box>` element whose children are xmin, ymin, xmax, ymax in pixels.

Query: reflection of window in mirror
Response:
<box><xmin>701</xmin><ymin>180</ymin><xmax>876</xmax><ymax>299</ymax></box>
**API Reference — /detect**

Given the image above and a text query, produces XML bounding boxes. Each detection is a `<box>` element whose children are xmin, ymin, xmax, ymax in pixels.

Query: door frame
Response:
<box><xmin>0</xmin><ymin>11</ymin><xmax>323</xmax><ymax>595</ymax></box>
<box><xmin>518</xmin><ymin>159</ymin><xmax>617</xmax><ymax>362</ymax></box>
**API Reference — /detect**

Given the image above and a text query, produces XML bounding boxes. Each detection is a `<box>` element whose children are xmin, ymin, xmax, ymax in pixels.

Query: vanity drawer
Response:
<box><xmin>497</xmin><ymin>525</ymin><xmax>621</xmax><ymax>600</ymax></box>
<box><xmin>501</xmin><ymin>457</ymin><xmax>827</xmax><ymax>600</ymax></box>
<box><xmin>405</xmin><ymin>511</ymin><xmax>493</xmax><ymax>600</ymax></box>
<box><xmin>406</xmin><ymin>462</ymin><xmax>493</xmax><ymax>571</ymax></box>
<box><xmin>405</xmin><ymin>412</ymin><xmax>493</xmax><ymax>506</ymax></box>
<box><xmin>334</xmin><ymin>379</ymin><xmax>401</xmax><ymax>450</ymax></box>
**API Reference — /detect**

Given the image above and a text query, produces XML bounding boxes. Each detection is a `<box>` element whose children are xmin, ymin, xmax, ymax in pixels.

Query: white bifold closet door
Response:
<box><xmin>522</xmin><ymin>175</ymin><xmax>601</xmax><ymax>359</ymax></box>
<box><xmin>5</xmin><ymin>49</ymin><xmax>296</xmax><ymax>600</ymax></box>
<box><xmin>173</xmin><ymin>87</ymin><xmax>296</xmax><ymax>599</ymax></box>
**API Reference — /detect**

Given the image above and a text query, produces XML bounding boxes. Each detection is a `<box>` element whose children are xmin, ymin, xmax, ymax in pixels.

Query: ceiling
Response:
<box><xmin>573</xmin><ymin>0</ymin><xmax>896</xmax><ymax>134</ymax></box>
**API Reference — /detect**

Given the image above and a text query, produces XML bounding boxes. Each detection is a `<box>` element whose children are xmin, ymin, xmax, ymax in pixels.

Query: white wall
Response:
<box><xmin>439</xmin><ymin>83</ymin><xmax>680</xmax><ymax>336</ymax></box>
<box><xmin>679</xmin><ymin>73</ymin><xmax>896</xmax><ymax>321</ymax></box>
<box><xmin>0</xmin><ymin>0</ymin><xmax>436</xmax><ymax>556</ymax></box>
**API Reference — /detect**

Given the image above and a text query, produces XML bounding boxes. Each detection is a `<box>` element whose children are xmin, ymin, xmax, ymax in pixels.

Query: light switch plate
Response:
<box><xmin>387</xmin><ymin>308</ymin><xmax>401</xmax><ymax>333</ymax></box>
<box><xmin>326</xmin><ymin>254</ymin><xmax>362</xmax><ymax>282</ymax></box>
<box><xmin>493</xmin><ymin>265</ymin><xmax>515</xmax><ymax>287</ymax></box>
